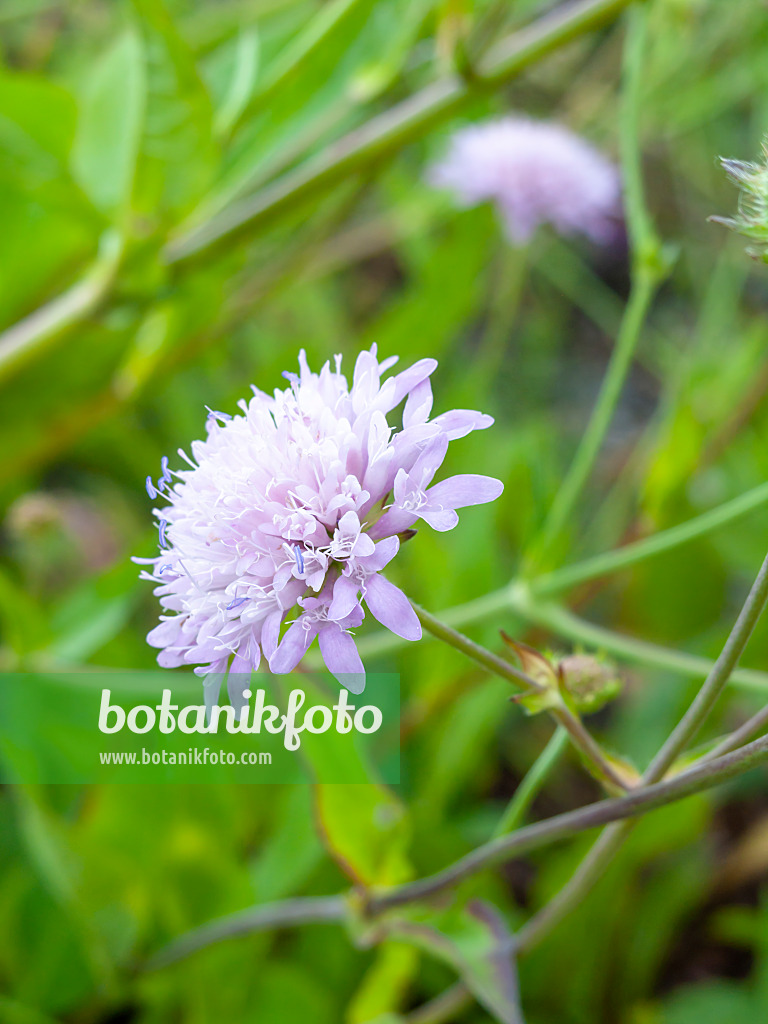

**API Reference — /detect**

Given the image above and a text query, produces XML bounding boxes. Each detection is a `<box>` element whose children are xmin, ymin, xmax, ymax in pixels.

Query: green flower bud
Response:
<box><xmin>556</xmin><ymin>653</ymin><xmax>622</xmax><ymax>714</ymax></box>
<box><xmin>711</xmin><ymin>143</ymin><xmax>768</xmax><ymax>260</ymax></box>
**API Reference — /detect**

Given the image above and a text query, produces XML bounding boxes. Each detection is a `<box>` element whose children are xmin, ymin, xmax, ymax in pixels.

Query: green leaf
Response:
<box><xmin>346</xmin><ymin>941</ymin><xmax>419</xmax><ymax>1023</ymax></box>
<box><xmin>213</xmin><ymin>27</ymin><xmax>260</xmax><ymax>138</ymax></box>
<box><xmin>249</xmin><ymin>787</ymin><xmax>324</xmax><ymax>903</ymax></box>
<box><xmin>0</xmin><ymin>71</ymin><xmax>77</xmax><ymax>190</ymax></box>
<box><xmin>0</xmin><ymin>997</ymin><xmax>60</xmax><ymax>1024</ymax></box>
<box><xmin>384</xmin><ymin>900</ymin><xmax>524</xmax><ymax>1024</ymax></box>
<box><xmin>659</xmin><ymin>982</ymin><xmax>755</xmax><ymax>1024</ymax></box>
<box><xmin>314</xmin><ymin>783</ymin><xmax>412</xmax><ymax>887</ymax></box>
<box><xmin>13</xmin><ymin>791</ymin><xmax>115</xmax><ymax>992</ymax></box>
<box><xmin>351</xmin><ymin>0</ymin><xmax>437</xmax><ymax>101</ymax></box>
<box><xmin>0</xmin><ymin>565</ymin><xmax>50</xmax><ymax>657</ymax></box>
<box><xmin>132</xmin><ymin>0</ymin><xmax>219</xmax><ymax>216</ymax></box>
<box><xmin>71</xmin><ymin>30</ymin><xmax>146</xmax><ymax>216</ymax></box>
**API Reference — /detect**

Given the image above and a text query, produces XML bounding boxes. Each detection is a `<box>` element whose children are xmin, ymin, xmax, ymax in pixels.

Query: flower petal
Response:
<box><xmin>147</xmin><ymin>617</ymin><xmax>184</xmax><ymax>648</ymax></box>
<box><xmin>430</xmin><ymin>409</ymin><xmax>494</xmax><ymax>439</ymax></box>
<box><xmin>353</xmin><ymin>532</ymin><xmax>376</xmax><ymax>557</ymax></box>
<box><xmin>403</xmin><ymin>378</ymin><xmax>433</xmax><ymax>428</ymax></box>
<box><xmin>261</xmin><ymin>609</ymin><xmax>283</xmax><ymax>659</ymax></box>
<box><xmin>427</xmin><ymin>474</ymin><xmax>504</xmax><ymax>510</ymax></box>
<box><xmin>318</xmin><ymin>624</ymin><xmax>366</xmax><ymax>693</ymax></box>
<box><xmin>411</xmin><ymin>432</ymin><xmax>449</xmax><ymax>487</ymax></box>
<box><xmin>368</xmin><ymin>506</ymin><xmax>417</xmax><ymax>540</ymax></box>
<box><xmin>360</xmin><ymin>536</ymin><xmax>400</xmax><ymax>572</ymax></box>
<box><xmin>418</xmin><ymin>505</ymin><xmax>459</xmax><ymax>532</ymax></box>
<box><xmin>329</xmin><ymin>574</ymin><xmax>361</xmax><ymax>621</ymax></box>
<box><xmin>388</xmin><ymin>358</ymin><xmax>438</xmax><ymax>408</ymax></box>
<box><xmin>270</xmin><ymin>618</ymin><xmax>316</xmax><ymax>673</ymax></box>
<box><xmin>364</xmin><ymin>572</ymin><xmax>422</xmax><ymax>641</ymax></box>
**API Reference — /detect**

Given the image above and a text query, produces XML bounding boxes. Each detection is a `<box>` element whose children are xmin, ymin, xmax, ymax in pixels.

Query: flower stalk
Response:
<box><xmin>521</xmin><ymin>1</ymin><xmax>670</xmax><ymax>575</ymax></box>
<box><xmin>516</xmin><ymin>546</ymin><xmax>768</xmax><ymax>952</ymax></box>
<box><xmin>493</xmin><ymin>726</ymin><xmax>570</xmax><ymax>837</ymax></box>
<box><xmin>146</xmin><ymin>732</ymin><xmax>768</xmax><ymax>970</ymax></box>
<box><xmin>413</xmin><ymin>603</ymin><xmax>632</xmax><ymax>792</ymax></box>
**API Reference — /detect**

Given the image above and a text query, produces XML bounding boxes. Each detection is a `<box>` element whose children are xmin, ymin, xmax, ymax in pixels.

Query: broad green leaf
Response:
<box><xmin>250</xmin><ymin>787</ymin><xmax>324</xmax><ymax>902</ymax></box>
<box><xmin>46</xmin><ymin>556</ymin><xmax>142</xmax><ymax>664</ymax></box>
<box><xmin>0</xmin><ymin>72</ymin><xmax>77</xmax><ymax>187</ymax></box>
<box><xmin>0</xmin><ymin>72</ymin><xmax>96</xmax><ymax>327</ymax></box>
<box><xmin>346</xmin><ymin>941</ymin><xmax>419</xmax><ymax>1023</ymax></box>
<box><xmin>71</xmin><ymin>30</ymin><xmax>146</xmax><ymax>216</ymax></box>
<box><xmin>213</xmin><ymin>27</ymin><xmax>260</xmax><ymax>138</ymax></box>
<box><xmin>0</xmin><ymin>997</ymin><xmax>60</xmax><ymax>1024</ymax></box>
<box><xmin>314</xmin><ymin>783</ymin><xmax>412</xmax><ymax>887</ymax></box>
<box><xmin>0</xmin><ymin>565</ymin><xmax>50</xmax><ymax>656</ymax></box>
<box><xmin>384</xmin><ymin>900</ymin><xmax>524</xmax><ymax>1024</ymax></box>
<box><xmin>351</xmin><ymin>0</ymin><xmax>437</xmax><ymax>101</ymax></box>
<box><xmin>13</xmin><ymin>791</ymin><xmax>115</xmax><ymax>992</ymax></box>
<box><xmin>658</xmin><ymin>982</ymin><xmax>755</xmax><ymax>1024</ymax></box>
<box><xmin>132</xmin><ymin>0</ymin><xmax>219</xmax><ymax>216</ymax></box>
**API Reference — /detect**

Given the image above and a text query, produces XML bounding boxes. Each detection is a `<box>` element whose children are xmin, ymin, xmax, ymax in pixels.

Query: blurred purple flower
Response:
<box><xmin>428</xmin><ymin>116</ymin><xmax>622</xmax><ymax>245</ymax></box>
<box><xmin>136</xmin><ymin>347</ymin><xmax>503</xmax><ymax>692</ymax></box>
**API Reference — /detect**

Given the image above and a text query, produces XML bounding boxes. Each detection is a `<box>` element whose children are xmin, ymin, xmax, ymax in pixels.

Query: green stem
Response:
<box><xmin>146</xmin><ymin>895</ymin><xmax>346</xmax><ymax>970</ymax></box>
<box><xmin>706</xmin><ymin>703</ymin><xmax>768</xmax><ymax>760</ymax></box>
<box><xmin>234</xmin><ymin>0</ymin><xmax>364</xmax><ymax>130</ymax></box>
<box><xmin>516</xmin><ymin>546</ymin><xmax>768</xmax><ymax>952</ymax></box>
<box><xmin>411</xmin><ymin>602</ymin><xmax>540</xmax><ymax>692</ymax></box>
<box><xmin>509</xmin><ymin>586</ymin><xmax>768</xmax><ymax>694</ymax></box>
<box><xmin>524</xmin><ymin>267</ymin><xmax>657</xmax><ymax>573</ymax></box>
<box><xmin>515</xmin><ymin>822</ymin><xmax>627</xmax><ymax>953</ymax></box>
<box><xmin>165</xmin><ymin>0</ymin><xmax>637</xmax><ymax>263</ymax></box>
<box><xmin>407</xmin><ymin>983</ymin><xmax>473</xmax><ymax>1024</ymax></box>
<box><xmin>369</xmin><ymin>731</ymin><xmax>768</xmax><ymax>914</ymax></box>
<box><xmin>0</xmin><ymin>231</ymin><xmax>123</xmax><ymax>385</ymax></box>
<box><xmin>522</xmin><ymin>0</ymin><xmax>663</xmax><ymax>574</ymax></box>
<box><xmin>351</xmin><ymin>578</ymin><xmax>768</xmax><ymax>693</ymax></box>
<box><xmin>472</xmin><ymin>244</ymin><xmax>528</xmax><ymax>392</ymax></box>
<box><xmin>532</xmin><ymin>480</ymin><xmax>768</xmax><ymax>597</ymax></box>
<box><xmin>146</xmin><ymin>734</ymin><xmax>768</xmax><ymax>967</ymax></box>
<box><xmin>413</xmin><ymin>602</ymin><xmax>631</xmax><ymax>792</ymax></box>
<box><xmin>550</xmin><ymin>706</ymin><xmax>631</xmax><ymax>791</ymax></box>
<box><xmin>645</xmin><ymin>549</ymin><xmax>768</xmax><ymax>779</ymax></box>
<box><xmin>494</xmin><ymin>726</ymin><xmax>570</xmax><ymax>837</ymax></box>
<box><xmin>352</xmin><ymin>586</ymin><xmax>513</xmax><ymax>662</ymax></box>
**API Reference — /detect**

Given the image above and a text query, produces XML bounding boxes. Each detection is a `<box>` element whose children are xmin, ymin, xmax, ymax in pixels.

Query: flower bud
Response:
<box><xmin>556</xmin><ymin>653</ymin><xmax>622</xmax><ymax>714</ymax></box>
<box><xmin>501</xmin><ymin>632</ymin><xmax>621</xmax><ymax>716</ymax></box>
<box><xmin>711</xmin><ymin>143</ymin><xmax>768</xmax><ymax>260</ymax></box>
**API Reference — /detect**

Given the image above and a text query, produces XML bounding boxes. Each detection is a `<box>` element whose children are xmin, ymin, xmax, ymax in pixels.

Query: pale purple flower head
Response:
<box><xmin>136</xmin><ymin>347</ymin><xmax>503</xmax><ymax>693</ymax></box>
<box><xmin>428</xmin><ymin>116</ymin><xmax>621</xmax><ymax>245</ymax></box>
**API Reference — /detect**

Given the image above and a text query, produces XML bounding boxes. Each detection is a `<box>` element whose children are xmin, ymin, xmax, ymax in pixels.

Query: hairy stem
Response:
<box><xmin>412</xmin><ymin>602</ymin><xmax>541</xmax><ymax>692</ymax></box>
<box><xmin>706</xmin><ymin>703</ymin><xmax>768</xmax><ymax>760</ymax></box>
<box><xmin>352</xmin><ymin>579</ymin><xmax>768</xmax><ymax>693</ymax></box>
<box><xmin>645</xmin><ymin>548</ymin><xmax>768</xmax><ymax>778</ymax></box>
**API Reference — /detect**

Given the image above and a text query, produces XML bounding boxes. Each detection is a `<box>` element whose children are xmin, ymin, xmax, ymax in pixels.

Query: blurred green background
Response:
<box><xmin>2</xmin><ymin>0</ymin><xmax>768</xmax><ymax>1021</ymax></box>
